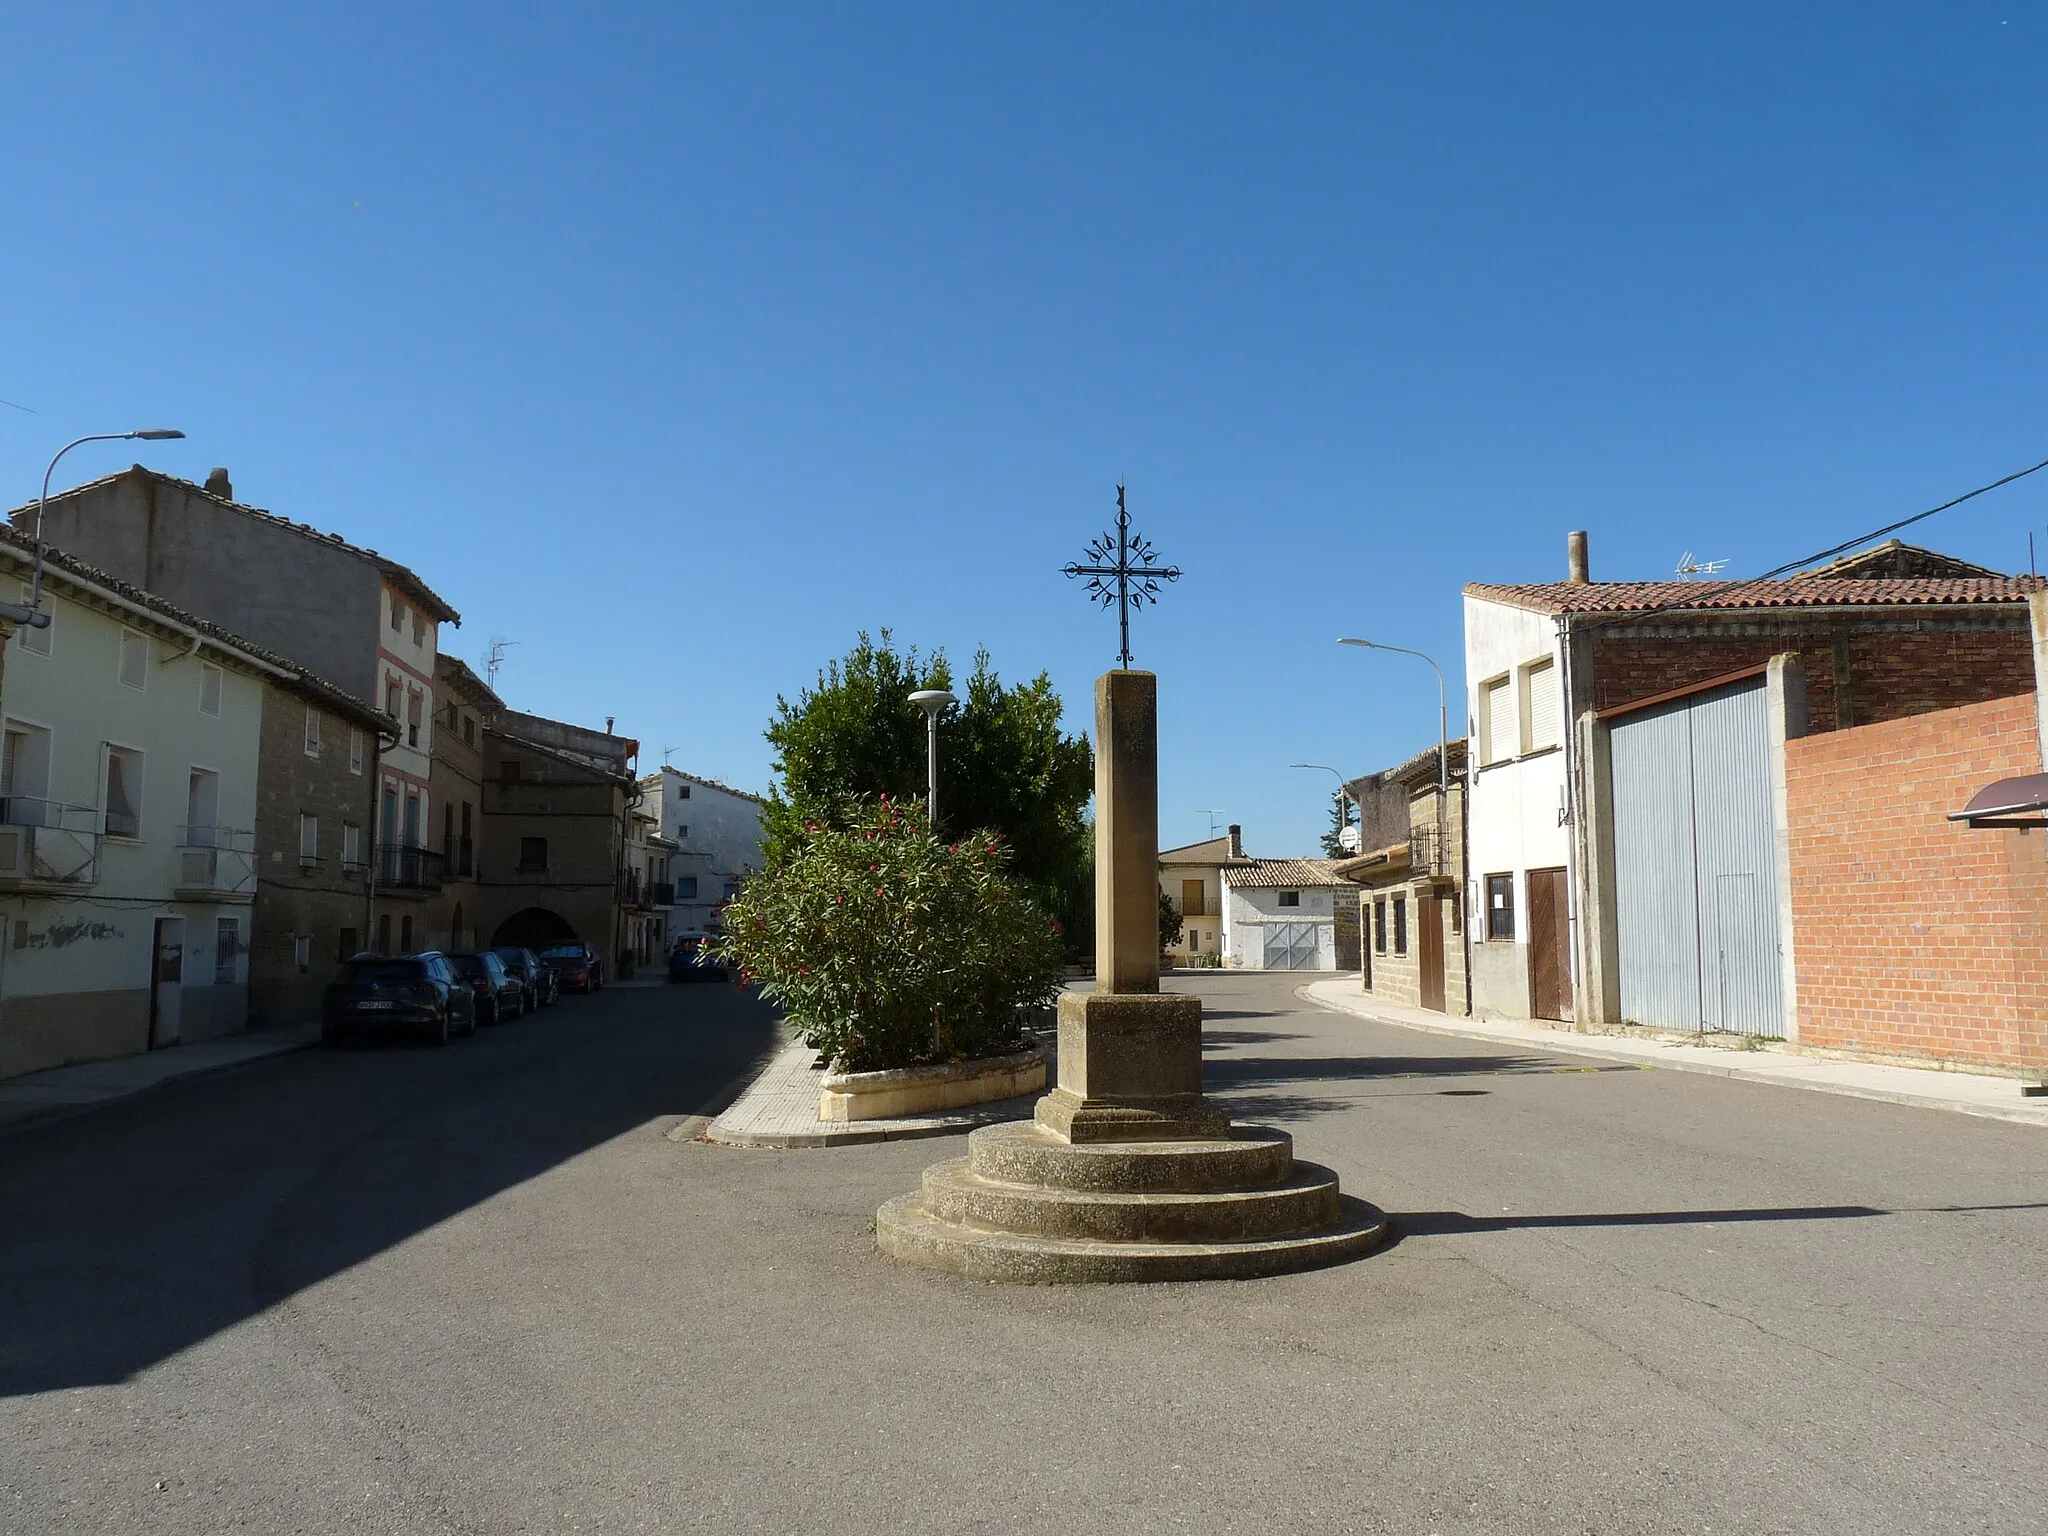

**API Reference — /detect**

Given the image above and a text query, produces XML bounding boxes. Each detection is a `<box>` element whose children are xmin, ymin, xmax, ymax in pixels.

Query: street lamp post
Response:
<box><xmin>908</xmin><ymin>689</ymin><xmax>957</xmax><ymax>828</ymax></box>
<box><xmin>7</xmin><ymin>429</ymin><xmax>188</xmax><ymax>626</ymax></box>
<box><xmin>1338</xmin><ymin>637</ymin><xmax>1450</xmax><ymax>870</ymax></box>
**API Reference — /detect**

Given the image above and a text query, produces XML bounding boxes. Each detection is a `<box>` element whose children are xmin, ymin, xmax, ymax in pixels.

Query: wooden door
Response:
<box><xmin>1416</xmin><ymin>893</ymin><xmax>1446</xmax><ymax>1013</ymax></box>
<box><xmin>1528</xmin><ymin>867</ymin><xmax>1573</xmax><ymax>1021</ymax></box>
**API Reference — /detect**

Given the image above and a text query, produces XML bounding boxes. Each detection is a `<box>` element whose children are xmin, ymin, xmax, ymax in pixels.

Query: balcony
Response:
<box><xmin>374</xmin><ymin>843</ymin><xmax>444</xmax><ymax>893</ymax></box>
<box><xmin>177</xmin><ymin>826</ymin><xmax>257</xmax><ymax>901</ymax></box>
<box><xmin>0</xmin><ymin>799</ymin><xmax>101</xmax><ymax>890</ymax></box>
<box><xmin>647</xmin><ymin>880</ymin><xmax>675</xmax><ymax>907</ymax></box>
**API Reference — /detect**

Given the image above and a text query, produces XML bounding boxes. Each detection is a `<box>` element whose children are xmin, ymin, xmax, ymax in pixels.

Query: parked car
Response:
<box><xmin>538</xmin><ymin>942</ymin><xmax>604</xmax><ymax>993</ymax></box>
<box><xmin>668</xmin><ymin>930</ymin><xmax>727</xmax><ymax>982</ymax></box>
<box><xmin>322</xmin><ymin>953</ymin><xmax>474</xmax><ymax>1045</ymax></box>
<box><xmin>445</xmin><ymin>950</ymin><xmax>524</xmax><ymax>1025</ymax></box>
<box><xmin>493</xmin><ymin>946</ymin><xmax>557</xmax><ymax>1009</ymax></box>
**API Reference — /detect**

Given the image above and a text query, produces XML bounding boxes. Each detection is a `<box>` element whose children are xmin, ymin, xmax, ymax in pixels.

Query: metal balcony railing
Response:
<box><xmin>0</xmin><ymin>798</ymin><xmax>104</xmax><ymax>889</ymax></box>
<box><xmin>647</xmin><ymin>880</ymin><xmax>675</xmax><ymax>907</ymax></box>
<box><xmin>177</xmin><ymin>826</ymin><xmax>257</xmax><ymax>897</ymax></box>
<box><xmin>375</xmin><ymin>843</ymin><xmax>444</xmax><ymax>891</ymax></box>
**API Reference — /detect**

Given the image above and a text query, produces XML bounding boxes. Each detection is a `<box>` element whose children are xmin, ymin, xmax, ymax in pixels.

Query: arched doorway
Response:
<box><xmin>491</xmin><ymin>906</ymin><xmax>580</xmax><ymax>951</ymax></box>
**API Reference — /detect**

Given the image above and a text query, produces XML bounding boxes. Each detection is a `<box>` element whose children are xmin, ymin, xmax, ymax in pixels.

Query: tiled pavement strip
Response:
<box><xmin>0</xmin><ymin>1023</ymin><xmax>322</xmax><ymax>1137</ymax></box>
<box><xmin>1300</xmin><ymin>974</ymin><xmax>2048</xmax><ymax>1129</ymax></box>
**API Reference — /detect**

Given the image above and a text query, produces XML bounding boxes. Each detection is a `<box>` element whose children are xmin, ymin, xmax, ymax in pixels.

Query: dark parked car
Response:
<box><xmin>493</xmin><ymin>946</ymin><xmax>557</xmax><ymax>1009</ymax></box>
<box><xmin>538</xmin><ymin>942</ymin><xmax>603</xmax><ymax>993</ymax></box>
<box><xmin>668</xmin><ymin>930</ymin><xmax>726</xmax><ymax>982</ymax></box>
<box><xmin>446</xmin><ymin>950</ymin><xmax>524</xmax><ymax>1025</ymax></box>
<box><xmin>322</xmin><ymin>953</ymin><xmax>474</xmax><ymax>1046</ymax></box>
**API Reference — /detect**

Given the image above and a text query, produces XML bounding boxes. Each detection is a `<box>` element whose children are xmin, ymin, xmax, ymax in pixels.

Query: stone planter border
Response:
<box><xmin>820</xmin><ymin>1047</ymin><xmax>1046</xmax><ymax>1123</ymax></box>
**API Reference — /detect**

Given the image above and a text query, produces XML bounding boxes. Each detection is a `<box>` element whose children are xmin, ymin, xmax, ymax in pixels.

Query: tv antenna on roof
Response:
<box><xmin>1674</xmin><ymin>551</ymin><xmax>1729</xmax><ymax>579</ymax></box>
<box><xmin>484</xmin><ymin>635</ymin><xmax>519</xmax><ymax>690</ymax></box>
<box><xmin>662</xmin><ymin>745</ymin><xmax>679</xmax><ymax>767</ymax></box>
<box><xmin>1201</xmin><ymin>809</ymin><xmax>1227</xmax><ymax>838</ymax></box>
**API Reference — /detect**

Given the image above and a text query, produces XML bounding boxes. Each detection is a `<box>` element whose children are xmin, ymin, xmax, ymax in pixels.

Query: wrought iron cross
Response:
<box><xmin>1062</xmin><ymin>483</ymin><xmax>1181</xmax><ymax>670</ymax></box>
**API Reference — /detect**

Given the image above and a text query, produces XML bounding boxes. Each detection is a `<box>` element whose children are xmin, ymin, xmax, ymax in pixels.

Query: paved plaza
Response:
<box><xmin>3</xmin><ymin>974</ymin><xmax>2045</xmax><ymax>1533</ymax></box>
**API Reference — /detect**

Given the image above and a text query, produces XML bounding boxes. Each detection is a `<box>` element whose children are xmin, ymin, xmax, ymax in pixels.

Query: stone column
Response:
<box><xmin>1036</xmin><ymin>671</ymin><xmax>1228</xmax><ymax>1143</ymax></box>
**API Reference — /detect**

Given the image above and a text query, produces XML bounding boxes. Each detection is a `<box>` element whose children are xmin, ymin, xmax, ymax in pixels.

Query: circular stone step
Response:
<box><xmin>966</xmin><ymin>1120</ymin><xmax>1294</xmax><ymax>1194</ymax></box>
<box><xmin>875</xmin><ymin>1192</ymin><xmax>1388</xmax><ymax>1284</ymax></box>
<box><xmin>922</xmin><ymin>1157</ymin><xmax>1343</xmax><ymax>1244</ymax></box>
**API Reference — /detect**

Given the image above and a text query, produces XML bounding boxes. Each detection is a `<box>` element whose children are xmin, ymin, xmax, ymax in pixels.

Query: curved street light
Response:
<box><xmin>1291</xmin><ymin>761</ymin><xmax>1356</xmax><ymax>852</ymax></box>
<box><xmin>908</xmin><ymin>689</ymin><xmax>958</xmax><ymax>828</ymax></box>
<box><xmin>10</xmin><ymin>429</ymin><xmax>187</xmax><ymax>626</ymax></box>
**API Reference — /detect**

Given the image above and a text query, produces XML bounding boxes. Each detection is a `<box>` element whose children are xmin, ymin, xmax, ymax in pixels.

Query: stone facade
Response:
<box><xmin>247</xmin><ymin>677</ymin><xmax>387</xmax><ymax>1027</ymax></box>
<box><xmin>1344</xmin><ymin>742</ymin><xmax>1469</xmax><ymax>1014</ymax></box>
<box><xmin>423</xmin><ymin>656</ymin><xmax>501</xmax><ymax>953</ymax></box>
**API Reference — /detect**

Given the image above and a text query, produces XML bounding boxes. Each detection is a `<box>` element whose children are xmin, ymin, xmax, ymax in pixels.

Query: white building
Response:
<box><xmin>639</xmin><ymin>767</ymin><xmax>765</xmax><ymax>941</ymax></box>
<box><xmin>0</xmin><ymin>538</ymin><xmax>281</xmax><ymax>1078</ymax></box>
<box><xmin>1461</xmin><ymin>585</ymin><xmax>1572</xmax><ymax>1021</ymax></box>
<box><xmin>1220</xmin><ymin>858</ymin><xmax>1350</xmax><ymax>971</ymax></box>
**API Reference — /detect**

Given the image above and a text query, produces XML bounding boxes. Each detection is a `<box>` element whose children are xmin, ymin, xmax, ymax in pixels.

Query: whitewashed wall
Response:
<box><xmin>1462</xmin><ymin>593</ymin><xmax>1571</xmax><ymax>1017</ymax></box>
<box><xmin>1221</xmin><ymin>881</ymin><xmax>1339</xmax><ymax>970</ymax></box>
<box><xmin>649</xmin><ymin>768</ymin><xmax>764</xmax><ymax>937</ymax></box>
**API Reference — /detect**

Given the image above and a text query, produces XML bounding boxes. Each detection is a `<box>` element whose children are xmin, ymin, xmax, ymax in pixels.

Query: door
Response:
<box><xmin>1264</xmin><ymin>922</ymin><xmax>1319</xmax><ymax>970</ymax></box>
<box><xmin>1527</xmin><ymin>867</ymin><xmax>1572</xmax><ymax>1021</ymax></box>
<box><xmin>1416</xmin><ymin>893</ymin><xmax>1447</xmax><ymax>1012</ymax></box>
<box><xmin>1611</xmin><ymin>678</ymin><xmax>1785</xmax><ymax>1036</ymax></box>
<box><xmin>149</xmin><ymin>917</ymin><xmax>184</xmax><ymax>1048</ymax></box>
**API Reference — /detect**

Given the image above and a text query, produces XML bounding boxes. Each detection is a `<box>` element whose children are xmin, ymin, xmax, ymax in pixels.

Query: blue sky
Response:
<box><xmin>4</xmin><ymin>4</ymin><xmax>2045</xmax><ymax>855</ymax></box>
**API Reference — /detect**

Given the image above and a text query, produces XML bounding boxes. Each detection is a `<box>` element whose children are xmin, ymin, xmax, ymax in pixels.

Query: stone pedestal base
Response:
<box><xmin>1034</xmin><ymin>990</ymin><xmax>1230</xmax><ymax>1143</ymax></box>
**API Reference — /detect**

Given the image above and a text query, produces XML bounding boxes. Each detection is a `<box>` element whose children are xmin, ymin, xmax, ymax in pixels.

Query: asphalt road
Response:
<box><xmin>3</xmin><ymin>971</ymin><xmax>2045</xmax><ymax>1534</ymax></box>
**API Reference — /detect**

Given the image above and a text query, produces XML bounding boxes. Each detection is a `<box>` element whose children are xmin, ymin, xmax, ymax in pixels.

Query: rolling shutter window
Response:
<box><xmin>1523</xmin><ymin>659</ymin><xmax>1560</xmax><ymax>752</ymax></box>
<box><xmin>1481</xmin><ymin>677</ymin><xmax>1512</xmax><ymax>764</ymax></box>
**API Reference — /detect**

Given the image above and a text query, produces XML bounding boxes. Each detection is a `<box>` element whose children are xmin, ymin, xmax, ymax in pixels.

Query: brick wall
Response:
<box><xmin>1590</xmin><ymin>624</ymin><xmax>2031</xmax><ymax>733</ymax></box>
<box><xmin>1783</xmin><ymin>690</ymin><xmax>2048</xmax><ymax>1074</ymax></box>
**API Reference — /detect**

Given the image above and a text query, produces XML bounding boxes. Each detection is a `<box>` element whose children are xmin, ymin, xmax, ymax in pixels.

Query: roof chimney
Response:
<box><xmin>1227</xmin><ymin>823</ymin><xmax>1244</xmax><ymax>860</ymax></box>
<box><xmin>205</xmin><ymin>467</ymin><xmax>233</xmax><ymax>501</ymax></box>
<box><xmin>1566</xmin><ymin>529</ymin><xmax>1590</xmax><ymax>585</ymax></box>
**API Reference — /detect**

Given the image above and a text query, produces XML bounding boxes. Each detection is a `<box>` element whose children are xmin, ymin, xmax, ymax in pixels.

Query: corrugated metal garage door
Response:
<box><xmin>1611</xmin><ymin>678</ymin><xmax>1784</xmax><ymax>1036</ymax></box>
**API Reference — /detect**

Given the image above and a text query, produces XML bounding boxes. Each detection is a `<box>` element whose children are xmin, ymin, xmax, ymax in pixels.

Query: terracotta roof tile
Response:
<box><xmin>1223</xmin><ymin>858</ymin><xmax>1351</xmax><ymax>889</ymax></box>
<box><xmin>1463</xmin><ymin>574</ymin><xmax>2044</xmax><ymax>617</ymax></box>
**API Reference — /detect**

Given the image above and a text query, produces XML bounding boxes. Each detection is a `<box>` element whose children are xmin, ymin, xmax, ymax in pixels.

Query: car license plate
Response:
<box><xmin>355</xmin><ymin>1000</ymin><xmax>396</xmax><ymax>1011</ymax></box>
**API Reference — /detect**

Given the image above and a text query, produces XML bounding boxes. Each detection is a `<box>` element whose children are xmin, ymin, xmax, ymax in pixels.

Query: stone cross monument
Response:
<box><xmin>1035</xmin><ymin>669</ymin><xmax>1229</xmax><ymax>1143</ymax></box>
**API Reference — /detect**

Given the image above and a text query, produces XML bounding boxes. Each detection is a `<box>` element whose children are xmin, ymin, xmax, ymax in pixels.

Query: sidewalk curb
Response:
<box><xmin>0</xmin><ymin>1028</ymin><xmax>322</xmax><ymax>1141</ymax></box>
<box><xmin>1296</xmin><ymin>983</ymin><xmax>2048</xmax><ymax>1130</ymax></box>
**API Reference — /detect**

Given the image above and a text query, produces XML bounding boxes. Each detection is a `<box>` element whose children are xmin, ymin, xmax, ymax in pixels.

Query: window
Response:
<box><xmin>1393</xmin><ymin>896</ymin><xmax>1407</xmax><ymax>955</ymax></box>
<box><xmin>1486</xmin><ymin>873</ymin><xmax>1516</xmax><ymax>941</ymax></box>
<box><xmin>678</xmin><ymin>784</ymin><xmax>690</xmax><ymax>799</ymax></box>
<box><xmin>677</xmin><ymin>823</ymin><xmax>688</xmax><ymax>839</ymax></box>
<box><xmin>519</xmin><ymin>836</ymin><xmax>548</xmax><ymax>870</ymax></box>
<box><xmin>3</xmin><ymin>721</ymin><xmax>54</xmax><ymax>823</ymax></box>
<box><xmin>16</xmin><ymin>586</ymin><xmax>50</xmax><ymax>656</ymax></box>
<box><xmin>185</xmin><ymin>769</ymin><xmax>220</xmax><ymax>846</ymax></box>
<box><xmin>199</xmin><ymin>663</ymin><xmax>223</xmax><ymax>716</ymax></box>
<box><xmin>384</xmin><ymin>676</ymin><xmax>401</xmax><ymax>719</ymax></box>
<box><xmin>303</xmin><ymin>706</ymin><xmax>322</xmax><ymax>759</ymax></box>
<box><xmin>338</xmin><ymin>926</ymin><xmax>358</xmax><ymax>962</ymax></box>
<box><xmin>501</xmin><ymin>758</ymin><xmax>522</xmax><ymax>784</ymax></box>
<box><xmin>1278</xmin><ymin>890</ymin><xmax>1300</xmax><ymax>908</ymax></box>
<box><xmin>342</xmin><ymin>821</ymin><xmax>361</xmax><ymax>871</ymax></box>
<box><xmin>1189</xmin><ymin>929</ymin><xmax>1200</xmax><ymax>954</ymax></box>
<box><xmin>103</xmin><ymin>745</ymin><xmax>143</xmax><ymax>838</ymax></box>
<box><xmin>411</xmin><ymin>610</ymin><xmax>425</xmax><ymax>646</ymax></box>
<box><xmin>215</xmin><ymin>918</ymin><xmax>239</xmax><ymax>986</ymax></box>
<box><xmin>1479</xmin><ymin>675</ymin><xmax>1511</xmax><ymax>765</ymax></box>
<box><xmin>1373</xmin><ymin>898</ymin><xmax>1387</xmax><ymax>954</ymax></box>
<box><xmin>400</xmin><ymin>915</ymin><xmax>413</xmax><ymax>953</ymax></box>
<box><xmin>443</xmin><ymin>804</ymin><xmax>455</xmax><ymax>857</ymax></box>
<box><xmin>118</xmin><ymin>629</ymin><xmax>149</xmax><ymax>690</ymax></box>
<box><xmin>677</xmin><ymin>875</ymin><xmax>699</xmax><ymax>900</ymax></box>
<box><xmin>390</xmin><ymin>597</ymin><xmax>404</xmax><ymax>632</ymax></box>
<box><xmin>406</xmin><ymin>690</ymin><xmax>422</xmax><ymax>748</ymax></box>
<box><xmin>462</xmin><ymin>713</ymin><xmax>475</xmax><ymax>746</ymax></box>
<box><xmin>722</xmin><ymin>881</ymin><xmax>740</xmax><ymax>901</ymax></box>
<box><xmin>294</xmin><ymin>935</ymin><xmax>312</xmax><ymax>974</ymax></box>
<box><xmin>1182</xmin><ymin>878</ymin><xmax>1206</xmax><ymax>918</ymax></box>
<box><xmin>349</xmin><ymin>727</ymin><xmax>364</xmax><ymax>775</ymax></box>
<box><xmin>402</xmin><ymin>793</ymin><xmax>421</xmax><ymax>847</ymax></box>
<box><xmin>376</xmin><ymin>914</ymin><xmax>392</xmax><ymax>953</ymax></box>
<box><xmin>1521</xmin><ymin>658</ymin><xmax>1560</xmax><ymax>754</ymax></box>
<box><xmin>299</xmin><ymin>812</ymin><xmax>319</xmax><ymax>862</ymax></box>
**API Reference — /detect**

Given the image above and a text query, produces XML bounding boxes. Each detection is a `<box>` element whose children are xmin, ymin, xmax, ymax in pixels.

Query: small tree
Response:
<box><xmin>1318</xmin><ymin>792</ymin><xmax>1352</xmax><ymax>859</ymax></box>
<box><xmin>1159</xmin><ymin>890</ymin><xmax>1183</xmax><ymax>953</ymax></box>
<box><xmin>706</xmin><ymin>798</ymin><xmax>1064</xmax><ymax>1073</ymax></box>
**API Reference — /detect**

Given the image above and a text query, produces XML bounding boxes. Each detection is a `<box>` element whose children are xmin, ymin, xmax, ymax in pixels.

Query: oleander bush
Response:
<box><xmin>705</xmin><ymin>797</ymin><xmax>1064</xmax><ymax>1073</ymax></box>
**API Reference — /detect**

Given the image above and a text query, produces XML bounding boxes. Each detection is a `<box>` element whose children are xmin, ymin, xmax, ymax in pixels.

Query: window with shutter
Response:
<box><xmin>199</xmin><ymin>664</ymin><xmax>223</xmax><ymax>716</ymax></box>
<box><xmin>304</xmin><ymin>707</ymin><xmax>322</xmax><ymax>759</ymax></box>
<box><xmin>1522</xmin><ymin>658</ymin><xmax>1559</xmax><ymax>753</ymax></box>
<box><xmin>119</xmin><ymin>630</ymin><xmax>149</xmax><ymax>691</ymax></box>
<box><xmin>1480</xmin><ymin>676</ymin><xmax>1512</xmax><ymax>764</ymax></box>
<box><xmin>349</xmin><ymin>727</ymin><xmax>364</xmax><ymax>775</ymax></box>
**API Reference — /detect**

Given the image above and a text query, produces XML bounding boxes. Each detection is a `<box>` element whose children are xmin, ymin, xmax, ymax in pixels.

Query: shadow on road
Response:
<box><xmin>0</xmin><ymin>985</ymin><xmax>777</xmax><ymax>1398</ymax></box>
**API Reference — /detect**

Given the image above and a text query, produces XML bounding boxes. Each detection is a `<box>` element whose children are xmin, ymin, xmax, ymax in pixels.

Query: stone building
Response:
<box><xmin>1335</xmin><ymin>740</ymin><xmax>1470</xmax><ymax>1015</ymax></box>
<box><xmin>477</xmin><ymin>710</ymin><xmax>637</xmax><ymax>970</ymax></box>
<box><xmin>246</xmin><ymin>670</ymin><xmax>390</xmax><ymax>1028</ymax></box>
<box><xmin>14</xmin><ymin>464</ymin><xmax>463</xmax><ymax>957</ymax></box>
<box><xmin>424</xmin><ymin>655</ymin><xmax>502</xmax><ymax>953</ymax></box>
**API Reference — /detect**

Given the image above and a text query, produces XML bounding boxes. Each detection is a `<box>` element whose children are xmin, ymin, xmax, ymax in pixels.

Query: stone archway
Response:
<box><xmin>491</xmin><ymin>906</ymin><xmax>580</xmax><ymax>950</ymax></box>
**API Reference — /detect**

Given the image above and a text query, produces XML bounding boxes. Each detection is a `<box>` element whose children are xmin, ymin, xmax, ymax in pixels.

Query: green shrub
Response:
<box><xmin>707</xmin><ymin>797</ymin><xmax>1064</xmax><ymax>1073</ymax></box>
